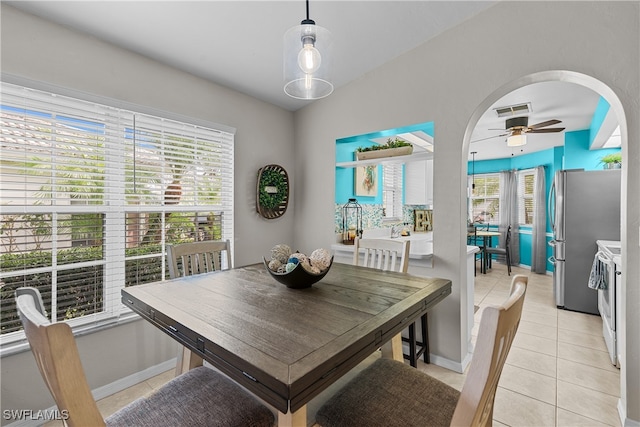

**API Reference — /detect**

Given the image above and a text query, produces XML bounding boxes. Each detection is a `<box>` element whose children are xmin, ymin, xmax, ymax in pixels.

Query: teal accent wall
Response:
<box><xmin>589</xmin><ymin>97</ymin><xmax>610</xmax><ymax>146</ymax></box>
<box><xmin>565</xmin><ymin>129</ymin><xmax>621</xmax><ymax>170</ymax></box>
<box><xmin>335</xmin><ymin>121</ymin><xmax>434</xmax><ymax>206</ymax></box>
<box><xmin>335</xmin><ymin>140</ymin><xmax>383</xmax><ymax>204</ymax></box>
<box><xmin>467</xmin><ymin>138</ymin><xmax>621</xmax><ymax>273</ymax></box>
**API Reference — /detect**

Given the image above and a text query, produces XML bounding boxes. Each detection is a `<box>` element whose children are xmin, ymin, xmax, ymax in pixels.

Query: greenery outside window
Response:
<box><xmin>469</xmin><ymin>173</ymin><xmax>500</xmax><ymax>225</ymax></box>
<box><xmin>0</xmin><ymin>81</ymin><xmax>234</xmax><ymax>350</ymax></box>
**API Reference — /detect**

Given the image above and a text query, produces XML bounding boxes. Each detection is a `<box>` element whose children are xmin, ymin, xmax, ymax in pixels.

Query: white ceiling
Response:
<box><xmin>7</xmin><ymin>1</ymin><xmax>496</xmax><ymax>111</ymax></box>
<box><xmin>7</xmin><ymin>1</ymin><xmax>617</xmax><ymax>160</ymax></box>
<box><xmin>469</xmin><ymin>81</ymin><xmax>606</xmax><ymax>161</ymax></box>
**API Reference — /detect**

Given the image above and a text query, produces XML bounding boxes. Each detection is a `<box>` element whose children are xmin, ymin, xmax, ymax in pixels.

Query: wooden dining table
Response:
<box><xmin>121</xmin><ymin>262</ymin><xmax>451</xmax><ymax>426</ymax></box>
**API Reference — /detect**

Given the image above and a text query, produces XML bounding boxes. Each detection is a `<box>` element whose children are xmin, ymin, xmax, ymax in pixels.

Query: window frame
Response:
<box><xmin>0</xmin><ymin>76</ymin><xmax>235</xmax><ymax>355</ymax></box>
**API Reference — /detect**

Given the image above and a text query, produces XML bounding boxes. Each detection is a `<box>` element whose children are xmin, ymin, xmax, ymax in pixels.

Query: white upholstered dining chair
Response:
<box><xmin>352</xmin><ymin>237</ymin><xmax>428</xmax><ymax>367</ymax></box>
<box><xmin>15</xmin><ymin>288</ymin><xmax>275</xmax><ymax>427</ymax></box>
<box><xmin>316</xmin><ymin>274</ymin><xmax>528</xmax><ymax>427</ymax></box>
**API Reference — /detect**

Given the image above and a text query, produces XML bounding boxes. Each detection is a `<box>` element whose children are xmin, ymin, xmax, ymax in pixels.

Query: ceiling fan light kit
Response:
<box><xmin>284</xmin><ymin>0</ymin><xmax>333</xmax><ymax>100</ymax></box>
<box><xmin>507</xmin><ymin>131</ymin><xmax>527</xmax><ymax>147</ymax></box>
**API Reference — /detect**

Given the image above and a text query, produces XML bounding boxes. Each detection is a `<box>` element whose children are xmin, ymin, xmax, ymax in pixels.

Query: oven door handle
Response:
<box><xmin>596</xmin><ymin>251</ymin><xmax>613</xmax><ymax>266</ymax></box>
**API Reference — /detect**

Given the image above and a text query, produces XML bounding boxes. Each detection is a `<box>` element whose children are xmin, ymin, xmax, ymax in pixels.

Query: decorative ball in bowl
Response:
<box><xmin>263</xmin><ymin>246</ymin><xmax>333</xmax><ymax>289</ymax></box>
<box><xmin>262</xmin><ymin>257</ymin><xmax>333</xmax><ymax>289</ymax></box>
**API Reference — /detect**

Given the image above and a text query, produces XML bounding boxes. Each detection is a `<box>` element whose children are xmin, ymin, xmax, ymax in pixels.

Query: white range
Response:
<box><xmin>596</xmin><ymin>240</ymin><xmax>622</xmax><ymax>367</ymax></box>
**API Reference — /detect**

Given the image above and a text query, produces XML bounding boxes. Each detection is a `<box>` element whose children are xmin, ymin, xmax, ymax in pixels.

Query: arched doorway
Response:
<box><xmin>461</xmin><ymin>70</ymin><xmax>629</xmax><ymax>422</ymax></box>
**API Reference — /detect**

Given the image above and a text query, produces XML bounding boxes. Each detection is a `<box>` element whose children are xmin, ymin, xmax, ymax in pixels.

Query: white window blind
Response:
<box><xmin>0</xmin><ymin>82</ymin><xmax>234</xmax><ymax>349</ymax></box>
<box><xmin>382</xmin><ymin>164</ymin><xmax>403</xmax><ymax>219</ymax></box>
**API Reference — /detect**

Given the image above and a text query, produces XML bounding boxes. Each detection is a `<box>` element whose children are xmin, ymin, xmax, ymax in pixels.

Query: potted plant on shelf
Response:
<box><xmin>355</xmin><ymin>137</ymin><xmax>413</xmax><ymax>161</ymax></box>
<box><xmin>599</xmin><ymin>153</ymin><xmax>622</xmax><ymax>169</ymax></box>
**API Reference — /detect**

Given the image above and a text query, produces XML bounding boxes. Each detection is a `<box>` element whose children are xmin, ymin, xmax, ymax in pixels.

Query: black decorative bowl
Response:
<box><xmin>263</xmin><ymin>256</ymin><xmax>333</xmax><ymax>289</ymax></box>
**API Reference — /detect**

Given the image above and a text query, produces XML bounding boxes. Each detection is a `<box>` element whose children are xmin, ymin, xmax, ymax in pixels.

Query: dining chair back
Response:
<box><xmin>15</xmin><ymin>286</ymin><xmax>47</xmax><ymax>316</ymax></box>
<box><xmin>353</xmin><ymin>237</ymin><xmax>428</xmax><ymax>367</ymax></box>
<box><xmin>15</xmin><ymin>288</ymin><xmax>275</xmax><ymax>427</ymax></box>
<box><xmin>353</xmin><ymin>237</ymin><xmax>409</xmax><ymax>273</ymax></box>
<box><xmin>166</xmin><ymin>240</ymin><xmax>232</xmax><ymax>375</ymax></box>
<box><xmin>316</xmin><ymin>274</ymin><xmax>528</xmax><ymax>427</ymax></box>
<box><xmin>167</xmin><ymin>239</ymin><xmax>231</xmax><ymax>279</ymax></box>
<box><xmin>485</xmin><ymin>225</ymin><xmax>512</xmax><ymax>275</ymax></box>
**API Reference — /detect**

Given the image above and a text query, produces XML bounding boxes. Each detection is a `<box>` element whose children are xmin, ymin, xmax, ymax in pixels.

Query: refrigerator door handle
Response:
<box><xmin>548</xmin><ymin>179</ymin><xmax>556</xmax><ymax>231</ymax></box>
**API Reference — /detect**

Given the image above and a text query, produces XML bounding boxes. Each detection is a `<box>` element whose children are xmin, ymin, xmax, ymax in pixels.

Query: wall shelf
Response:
<box><xmin>336</xmin><ymin>151</ymin><xmax>434</xmax><ymax>169</ymax></box>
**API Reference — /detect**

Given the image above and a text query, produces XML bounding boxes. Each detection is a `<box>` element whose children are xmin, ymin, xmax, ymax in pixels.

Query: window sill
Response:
<box><xmin>0</xmin><ymin>310</ymin><xmax>141</xmax><ymax>358</ymax></box>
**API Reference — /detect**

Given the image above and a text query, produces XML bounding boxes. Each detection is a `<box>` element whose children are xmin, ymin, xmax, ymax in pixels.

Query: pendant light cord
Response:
<box><xmin>471</xmin><ymin>151</ymin><xmax>477</xmax><ymax>190</ymax></box>
<box><xmin>301</xmin><ymin>0</ymin><xmax>315</xmax><ymax>25</ymax></box>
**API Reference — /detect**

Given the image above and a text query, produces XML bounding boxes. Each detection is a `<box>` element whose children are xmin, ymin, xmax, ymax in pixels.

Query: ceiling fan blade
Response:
<box><xmin>471</xmin><ymin>133</ymin><xmax>508</xmax><ymax>143</ymax></box>
<box><xmin>529</xmin><ymin>119</ymin><xmax>562</xmax><ymax>129</ymax></box>
<box><xmin>527</xmin><ymin>127</ymin><xmax>565</xmax><ymax>133</ymax></box>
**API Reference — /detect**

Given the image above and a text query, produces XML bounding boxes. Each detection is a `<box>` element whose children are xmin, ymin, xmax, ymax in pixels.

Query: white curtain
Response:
<box><xmin>531</xmin><ymin>166</ymin><xmax>547</xmax><ymax>273</ymax></box>
<box><xmin>499</xmin><ymin>170</ymin><xmax>519</xmax><ymax>265</ymax></box>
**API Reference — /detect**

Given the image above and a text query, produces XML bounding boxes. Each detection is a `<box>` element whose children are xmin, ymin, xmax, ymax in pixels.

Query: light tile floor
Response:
<box><xmin>64</xmin><ymin>263</ymin><xmax>622</xmax><ymax>427</ymax></box>
<box><xmin>420</xmin><ymin>262</ymin><xmax>621</xmax><ymax>427</ymax></box>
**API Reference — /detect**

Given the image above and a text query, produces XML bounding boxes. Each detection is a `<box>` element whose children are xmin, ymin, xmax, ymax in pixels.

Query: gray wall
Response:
<box><xmin>1</xmin><ymin>4</ymin><xmax>295</xmax><ymax>422</ymax></box>
<box><xmin>292</xmin><ymin>1</ymin><xmax>639</xmax><ymax>423</ymax></box>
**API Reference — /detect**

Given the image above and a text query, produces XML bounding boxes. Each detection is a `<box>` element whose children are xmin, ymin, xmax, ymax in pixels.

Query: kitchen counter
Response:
<box><xmin>331</xmin><ymin>232</ymin><xmax>434</xmax><ymax>267</ymax></box>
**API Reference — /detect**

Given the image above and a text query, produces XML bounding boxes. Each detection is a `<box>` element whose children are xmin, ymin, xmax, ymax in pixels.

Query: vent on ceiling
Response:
<box><xmin>494</xmin><ymin>103</ymin><xmax>532</xmax><ymax>118</ymax></box>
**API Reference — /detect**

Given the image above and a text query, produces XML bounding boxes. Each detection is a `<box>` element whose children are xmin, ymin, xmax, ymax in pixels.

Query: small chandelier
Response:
<box><xmin>283</xmin><ymin>0</ymin><xmax>333</xmax><ymax>100</ymax></box>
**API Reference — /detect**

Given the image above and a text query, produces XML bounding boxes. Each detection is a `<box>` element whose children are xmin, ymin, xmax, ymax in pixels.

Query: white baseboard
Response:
<box><xmin>429</xmin><ymin>352</ymin><xmax>471</xmax><ymax>374</ymax></box>
<box><xmin>619</xmin><ymin>398</ymin><xmax>640</xmax><ymax>427</ymax></box>
<box><xmin>90</xmin><ymin>358</ymin><xmax>177</xmax><ymax>401</ymax></box>
<box><xmin>5</xmin><ymin>358</ymin><xmax>177</xmax><ymax>427</ymax></box>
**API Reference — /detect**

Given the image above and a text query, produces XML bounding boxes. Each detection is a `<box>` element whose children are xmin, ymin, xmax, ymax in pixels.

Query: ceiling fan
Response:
<box><xmin>473</xmin><ymin>116</ymin><xmax>565</xmax><ymax>146</ymax></box>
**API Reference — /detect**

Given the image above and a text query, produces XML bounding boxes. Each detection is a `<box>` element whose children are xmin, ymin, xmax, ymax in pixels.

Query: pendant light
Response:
<box><xmin>470</xmin><ymin>151</ymin><xmax>477</xmax><ymax>191</ymax></box>
<box><xmin>284</xmin><ymin>0</ymin><xmax>333</xmax><ymax>100</ymax></box>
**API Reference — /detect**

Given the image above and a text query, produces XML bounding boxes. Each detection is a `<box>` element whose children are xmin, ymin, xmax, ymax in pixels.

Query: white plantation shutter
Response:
<box><xmin>517</xmin><ymin>169</ymin><xmax>535</xmax><ymax>225</ymax></box>
<box><xmin>383</xmin><ymin>164</ymin><xmax>403</xmax><ymax>219</ymax></box>
<box><xmin>0</xmin><ymin>81</ymin><xmax>234</xmax><ymax>349</ymax></box>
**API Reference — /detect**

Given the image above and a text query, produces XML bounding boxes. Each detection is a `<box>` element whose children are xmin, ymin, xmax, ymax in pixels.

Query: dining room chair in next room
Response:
<box><xmin>316</xmin><ymin>274</ymin><xmax>528</xmax><ymax>427</ymax></box>
<box><xmin>15</xmin><ymin>288</ymin><xmax>275</xmax><ymax>427</ymax></box>
<box><xmin>485</xmin><ymin>225</ymin><xmax>512</xmax><ymax>275</ymax></box>
<box><xmin>352</xmin><ymin>237</ymin><xmax>428</xmax><ymax>368</ymax></box>
<box><xmin>467</xmin><ymin>226</ymin><xmax>485</xmax><ymax>276</ymax></box>
<box><xmin>167</xmin><ymin>240</ymin><xmax>232</xmax><ymax>375</ymax></box>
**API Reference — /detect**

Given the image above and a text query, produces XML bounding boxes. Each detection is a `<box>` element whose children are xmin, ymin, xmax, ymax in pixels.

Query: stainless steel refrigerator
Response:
<box><xmin>548</xmin><ymin>169</ymin><xmax>621</xmax><ymax>314</ymax></box>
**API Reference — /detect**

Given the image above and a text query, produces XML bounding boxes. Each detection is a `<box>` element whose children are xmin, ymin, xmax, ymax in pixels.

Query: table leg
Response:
<box><xmin>175</xmin><ymin>346</ymin><xmax>203</xmax><ymax>376</ymax></box>
<box><xmin>482</xmin><ymin>236</ymin><xmax>489</xmax><ymax>274</ymax></box>
<box><xmin>278</xmin><ymin>405</ymin><xmax>307</xmax><ymax>427</ymax></box>
<box><xmin>380</xmin><ymin>333</ymin><xmax>404</xmax><ymax>362</ymax></box>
